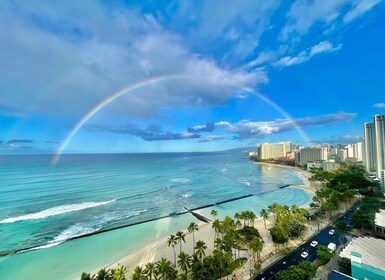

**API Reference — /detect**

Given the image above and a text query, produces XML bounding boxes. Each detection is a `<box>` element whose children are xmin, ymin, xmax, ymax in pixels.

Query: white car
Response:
<box><xmin>329</xmin><ymin>229</ymin><xmax>335</xmax><ymax>235</ymax></box>
<box><xmin>301</xmin><ymin>251</ymin><xmax>309</xmax><ymax>258</ymax></box>
<box><xmin>310</xmin><ymin>240</ymin><xmax>318</xmax><ymax>247</ymax></box>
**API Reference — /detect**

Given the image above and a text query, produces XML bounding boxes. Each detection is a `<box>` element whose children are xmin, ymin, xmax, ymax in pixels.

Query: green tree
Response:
<box><xmin>187</xmin><ymin>222</ymin><xmax>198</xmax><ymax>252</ymax></box>
<box><xmin>260</xmin><ymin>208</ymin><xmax>269</xmax><ymax>230</ymax></box>
<box><xmin>276</xmin><ymin>261</ymin><xmax>315</xmax><ymax>280</ymax></box>
<box><xmin>177</xmin><ymin>251</ymin><xmax>192</xmax><ymax>277</ymax></box>
<box><xmin>194</xmin><ymin>240</ymin><xmax>207</xmax><ymax>262</ymax></box>
<box><xmin>131</xmin><ymin>266</ymin><xmax>144</xmax><ymax>280</ymax></box>
<box><xmin>316</xmin><ymin>245</ymin><xmax>334</xmax><ymax>265</ymax></box>
<box><xmin>95</xmin><ymin>268</ymin><xmax>111</xmax><ymax>280</ymax></box>
<box><xmin>211</xmin><ymin>209</ymin><xmax>218</xmax><ymax>220</ymax></box>
<box><xmin>175</xmin><ymin>231</ymin><xmax>186</xmax><ymax>253</ymax></box>
<box><xmin>81</xmin><ymin>273</ymin><xmax>94</xmax><ymax>280</ymax></box>
<box><xmin>248</xmin><ymin>211</ymin><xmax>257</xmax><ymax>227</ymax></box>
<box><xmin>112</xmin><ymin>265</ymin><xmax>127</xmax><ymax>280</ymax></box>
<box><xmin>167</xmin><ymin>234</ymin><xmax>178</xmax><ymax>267</ymax></box>
<box><xmin>249</xmin><ymin>237</ymin><xmax>264</xmax><ymax>262</ymax></box>
<box><xmin>143</xmin><ymin>263</ymin><xmax>154</xmax><ymax>280</ymax></box>
<box><xmin>154</xmin><ymin>258</ymin><xmax>177</xmax><ymax>280</ymax></box>
<box><xmin>212</xmin><ymin>219</ymin><xmax>221</xmax><ymax>242</ymax></box>
<box><xmin>221</xmin><ymin>216</ymin><xmax>236</xmax><ymax>233</ymax></box>
<box><xmin>269</xmin><ymin>225</ymin><xmax>288</xmax><ymax>247</ymax></box>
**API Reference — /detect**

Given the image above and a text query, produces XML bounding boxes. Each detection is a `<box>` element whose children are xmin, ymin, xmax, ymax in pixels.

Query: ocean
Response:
<box><xmin>0</xmin><ymin>151</ymin><xmax>311</xmax><ymax>280</ymax></box>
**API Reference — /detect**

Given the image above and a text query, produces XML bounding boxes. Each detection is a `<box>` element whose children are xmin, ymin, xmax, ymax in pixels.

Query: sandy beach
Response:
<box><xmin>100</xmin><ymin>163</ymin><xmax>318</xmax><ymax>279</ymax></box>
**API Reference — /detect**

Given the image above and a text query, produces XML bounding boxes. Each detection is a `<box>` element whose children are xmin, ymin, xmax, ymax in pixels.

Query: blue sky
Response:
<box><xmin>0</xmin><ymin>0</ymin><xmax>385</xmax><ymax>155</ymax></box>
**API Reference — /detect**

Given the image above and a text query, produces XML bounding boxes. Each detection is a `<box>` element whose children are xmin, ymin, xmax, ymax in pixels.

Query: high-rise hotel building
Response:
<box><xmin>257</xmin><ymin>142</ymin><xmax>294</xmax><ymax>160</ymax></box>
<box><xmin>364</xmin><ymin>114</ymin><xmax>385</xmax><ymax>192</ymax></box>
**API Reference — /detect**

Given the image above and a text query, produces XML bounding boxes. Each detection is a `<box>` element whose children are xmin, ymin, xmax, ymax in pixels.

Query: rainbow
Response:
<box><xmin>51</xmin><ymin>74</ymin><xmax>185</xmax><ymax>164</ymax></box>
<box><xmin>244</xmin><ymin>87</ymin><xmax>312</xmax><ymax>145</ymax></box>
<box><xmin>52</xmin><ymin>76</ymin><xmax>311</xmax><ymax>164</ymax></box>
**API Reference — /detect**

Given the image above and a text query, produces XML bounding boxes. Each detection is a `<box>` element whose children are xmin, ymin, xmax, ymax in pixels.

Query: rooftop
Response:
<box><xmin>375</xmin><ymin>210</ymin><xmax>385</xmax><ymax>228</ymax></box>
<box><xmin>339</xmin><ymin>237</ymin><xmax>385</xmax><ymax>271</ymax></box>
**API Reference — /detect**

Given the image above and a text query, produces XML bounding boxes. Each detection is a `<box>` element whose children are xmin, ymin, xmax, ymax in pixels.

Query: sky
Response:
<box><xmin>1</xmin><ymin>0</ymin><xmax>385</xmax><ymax>155</ymax></box>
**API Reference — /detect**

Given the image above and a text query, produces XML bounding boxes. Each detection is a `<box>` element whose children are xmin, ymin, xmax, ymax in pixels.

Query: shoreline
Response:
<box><xmin>100</xmin><ymin>162</ymin><xmax>317</xmax><ymax>279</ymax></box>
<box><xmin>254</xmin><ymin>162</ymin><xmax>316</xmax><ymax>196</ymax></box>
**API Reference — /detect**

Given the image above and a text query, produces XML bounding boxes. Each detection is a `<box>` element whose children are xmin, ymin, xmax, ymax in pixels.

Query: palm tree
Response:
<box><xmin>144</xmin><ymin>262</ymin><xmax>155</xmax><ymax>280</ymax></box>
<box><xmin>175</xmin><ymin>231</ymin><xmax>186</xmax><ymax>253</ymax></box>
<box><xmin>167</xmin><ymin>234</ymin><xmax>178</xmax><ymax>267</ymax></box>
<box><xmin>131</xmin><ymin>266</ymin><xmax>144</xmax><ymax>280</ymax></box>
<box><xmin>112</xmin><ymin>265</ymin><xmax>126</xmax><ymax>280</ymax></box>
<box><xmin>81</xmin><ymin>273</ymin><xmax>94</xmax><ymax>280</ymax></box>
<box><xmin>212</xmin><ymin>219</ymin><xmax>221</xmax><ymax>242</ymax></box>
<box><xmin>187</xmin><ymin>222</ymin><xmax>198</xmax><ymax>252</ymax></box>
<box><xmin>154</xmin><ymin>258</ymin><xmax>177</xmax><ymax>280</ymax></box>
<box><xmin>194</xmin><ymin>240</ymin><xmax>207</xmax><ymax>262</ymax></box>
<box><xmin>260</xmin><ymin>209</ymin><xmax>269</xmax><ymax>229</ymax></box>
<box><xmin>211</xmin><ymin>209</ymin><xmax>218</xmax><ymax>220</ymax></box>
<box><xmin>249</xmin><ymin>211</ymin><xmax>257</xmax><ymax>227</ymax></box>
<box><xmin>95</xmin><ymin>268</ymin><xmax>111</xmax><ymax>280</ymax></box>
<box><xmin>249</xmin><ymin>237</ymin><xmax>264</xmax><ymax>263</ymax></box>
<box><xmin>234</xmin><ymin>212</ymin><xmax>241</xmax><ymax>226</ymax></box>
<box><xmin>228</xmin><ymin>230</ymin><xmax>244</xmax><ymax>259</ymax></box>
<box><xmin>177</xmin><ymin>251</ymin><xmax>192</xmax><ymax>277</ymax></box>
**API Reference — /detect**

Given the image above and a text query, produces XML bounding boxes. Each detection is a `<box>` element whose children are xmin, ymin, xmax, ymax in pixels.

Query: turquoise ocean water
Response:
<box><xmin>0</xmin><ymin>151</ymin><xmax>311</xmax><ymax>280</ymax></box>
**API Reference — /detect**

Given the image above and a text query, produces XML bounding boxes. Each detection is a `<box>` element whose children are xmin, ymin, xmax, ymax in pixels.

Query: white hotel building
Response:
<box><xmin>364</xmin><ymin>114</ymin><xmax>385</xmax><ymax>193</ymax></box>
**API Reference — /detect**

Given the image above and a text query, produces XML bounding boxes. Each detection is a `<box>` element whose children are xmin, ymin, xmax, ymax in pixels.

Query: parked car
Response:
<box><xmin>301</xmin><ymin>251</ymin><xmax>309</xmax><ymax>258</ymax></box>
<box><xmin>310</xmin><ymin>240</ymin><xmax>318</xmax><ymax>247</ymax></box>
<box><xmin>329</xmin><ymin>229</ymin><xmax>335</xmax><ymax>235</ymax></box>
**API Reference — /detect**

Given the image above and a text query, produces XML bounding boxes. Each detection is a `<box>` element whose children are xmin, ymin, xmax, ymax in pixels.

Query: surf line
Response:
<box><xmin>0</xmin><ymin>193</ymin><xmax>254</xmax><ymax>257</ymax></box>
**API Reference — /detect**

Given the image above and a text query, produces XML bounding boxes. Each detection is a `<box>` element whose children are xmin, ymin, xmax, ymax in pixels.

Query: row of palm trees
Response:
<box><xmin>131</xmin><ymin>208</ymin><xmax>266</xmax><ymax>279</ymax></box>
<box><xmin>81</xmin><ymin>265</ymin><xmax>127</xmax><ymax>280</ymax></box>
<box><xmin>82</xmin><ymin>207</ymin><xmax>272</xmax><ymax>280</ymax></box>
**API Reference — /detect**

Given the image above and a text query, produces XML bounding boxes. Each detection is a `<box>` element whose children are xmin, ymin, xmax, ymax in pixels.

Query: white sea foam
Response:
<box><xmin>0</xmin><ymin>200</ymin><xmax>115</xmax><ymax>224</ymax></box>
<box><xmin>53</xmin><ymin>224</ymin><xmax>99</xmax><ymax>243</ymax></box>
<box><xmin>170</xmin><ymin>178</ymin><xmax>191</xmax><ymax>183</ymax></box>
<box><xmin>19</xmin><ymin>242</ymin><xmax>63</xmax><ymax>253</ymax></box>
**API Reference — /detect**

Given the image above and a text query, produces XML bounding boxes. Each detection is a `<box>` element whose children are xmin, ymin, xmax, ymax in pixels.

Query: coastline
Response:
<box><xmin>101</xmin><ymin>162</ymin><xmax>317</xmax><ymax>279</ymax></box>
<box><xmin>254</xmin><ymin>162</ymin><xmax>315</xmax><ymax>195</ymax></box>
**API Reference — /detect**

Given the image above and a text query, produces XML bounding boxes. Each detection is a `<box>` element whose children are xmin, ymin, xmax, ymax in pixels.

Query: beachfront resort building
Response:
<box><xmin>299</xmin><ymin>147</ymin><xmax>327</xmax><ymax>165</ymax></box>
<box><xmin>339</xmin><ymin>237</ymin><xmax>385</xmax><ymax>280</ymax></box>
<box><xmin>257</xmin><ymin>142</ymin><xmax>294</xmax><ymax>160</ymax></box>
<box><xmin>363</xmin><ymin>114</ymin><xmax>385</xmax><ymax>193</ymax></box>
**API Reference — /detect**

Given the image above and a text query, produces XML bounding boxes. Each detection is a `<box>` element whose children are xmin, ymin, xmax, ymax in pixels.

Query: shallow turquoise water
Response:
<box><xmin>0</xmin><ymin>152</ymin><xmax>310</xmax><ymax>280</ymax></box>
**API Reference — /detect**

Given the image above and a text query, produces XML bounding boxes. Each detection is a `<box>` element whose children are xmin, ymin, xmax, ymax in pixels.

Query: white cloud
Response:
<box><xmin>280</xmin><ymin>0</ymin><xmax>349</xmax><ymax>41</ymax></box>
<box><xmin>344</xmin><ymin>0</ymin><xmax>382</xmax><ymax>23</ymax></box>
<box><xmin>214</xmin><ymin>112</ymin><xmax>356</xmax><ymax>139</ymax></box>
<box><xmin>276</xmin><ymin>41</ymin><xmax>341</xmax><ymax>67</ymax></box>
<box><xmin>373</xmin><ymin>103</ymin><xmax>385</xmax><ymax>108</ymax></box>
<box><xmin>0</xmin><ymin>1</ymin><xmax>267</xmax><ymax>121</ymax></box>
<box><xmin>280</xmin><ymin>0</ymin><xmax>381</xmax><ymax>41</ymax></box>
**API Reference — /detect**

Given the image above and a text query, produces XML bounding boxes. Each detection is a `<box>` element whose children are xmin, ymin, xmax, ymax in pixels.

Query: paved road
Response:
<box><xmin>253</xmin><ymin>203</ymin><xmax>359</xmax><ymax>280</ymax></box>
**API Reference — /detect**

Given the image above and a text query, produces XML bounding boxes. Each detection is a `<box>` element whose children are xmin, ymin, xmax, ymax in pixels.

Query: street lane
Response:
<box><xmin>253</xmin><ymin>203</ymin><xmax>359</xmax><ymax>280</ymax></box>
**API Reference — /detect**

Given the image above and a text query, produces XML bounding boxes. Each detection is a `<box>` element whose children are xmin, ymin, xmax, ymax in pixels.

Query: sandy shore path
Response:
<box><xmin>102</xmin><ymin>163</ymin><xmax>317</xmax><ymax>279</ymax></box>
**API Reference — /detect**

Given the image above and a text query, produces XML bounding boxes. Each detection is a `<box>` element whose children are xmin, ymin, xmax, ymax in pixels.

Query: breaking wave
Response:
<box><xmin>0</xmin><ymin>200</ymin><xmax>115</xmax><ymax>224</ymax></box>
